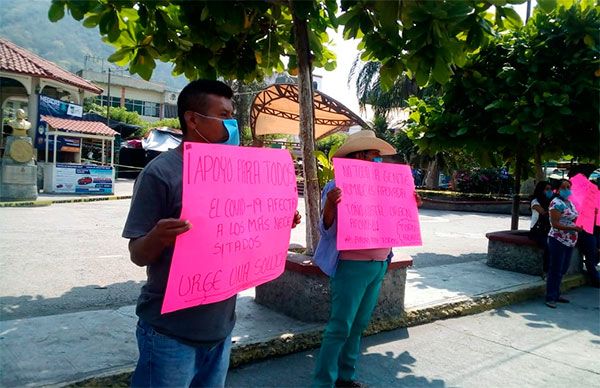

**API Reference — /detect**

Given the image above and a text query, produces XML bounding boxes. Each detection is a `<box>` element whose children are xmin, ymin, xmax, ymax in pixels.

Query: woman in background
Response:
<box><xmin>545</xmin><ymin>179</ymin><xmax>582</xmax><ymax>308</ymax></box>
<box><xmin>529</xmin><ymin>181</ymin><xmax>553</xmax><ymax>277</ymax></box>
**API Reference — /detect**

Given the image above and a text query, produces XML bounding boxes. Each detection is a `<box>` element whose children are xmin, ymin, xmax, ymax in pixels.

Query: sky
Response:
<box><xmin>317</xmin><ymin>2</ymin><xmax>534</xmax><ymax>121</ymax></box>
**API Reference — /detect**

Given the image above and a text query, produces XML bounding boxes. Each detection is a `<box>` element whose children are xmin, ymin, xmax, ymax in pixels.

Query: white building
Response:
<box><xmin>77</xmin><ymin>69</ymin><xmax>179</xmax><ymax>122</ymax></box>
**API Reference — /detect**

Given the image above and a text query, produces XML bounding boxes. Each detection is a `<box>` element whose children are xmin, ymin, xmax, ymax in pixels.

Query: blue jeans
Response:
<box><xmin>546</xmin><ymin>237</ymin><xmax>573</xmax><ymax>302</ymax></box>
<box><xmin>132</xmin><ymin>320</ymin><xmax>231</xmax><ymax>388</ymax></box>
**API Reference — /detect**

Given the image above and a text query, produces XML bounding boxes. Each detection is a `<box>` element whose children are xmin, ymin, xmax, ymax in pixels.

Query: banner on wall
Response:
<box><xmin>161</xmin><ymin>143</ymin><xmax>298</xmax><ymax>314</ymax></box>
<box><xmin>333</xmin><ymin>158</ymin><xmax>422</xmax><ymax>250</ymax></box>
<box><xmin>53</xmin><ymin>163</ymin><xmax>113</xmax><ymax>194</ymax></box>
<box><xmin>35</xmin><ymin>95</ymin><xmax>84</xmax><ymax>150</ymax></box>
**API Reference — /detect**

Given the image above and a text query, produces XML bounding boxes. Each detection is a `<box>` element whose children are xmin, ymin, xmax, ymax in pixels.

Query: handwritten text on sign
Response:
<box><xmin>570</xmin><ymin>174</ymin><xmax>599</xmax><ymax>234</ymax></box>
<box><xmin>162</xmin><ymin>143</ymin><xmax>298</xmax><ymax>314</ymax></box>
<box><xmin>333</xmin><ymin>158</ymin><xmax>422</xmax><ymax>250</ymax></box>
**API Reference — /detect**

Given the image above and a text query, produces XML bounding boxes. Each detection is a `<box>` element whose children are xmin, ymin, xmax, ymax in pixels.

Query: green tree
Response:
<box><xmin>348</xmin><ymin>60</ymin><xmax>422</xmax><ymax>117</ymax></box>
<box><xmin>50</xmin><ymin>0</ymin><xmax>525</xmax><ymax>251</ymax></box>
<box><xmin>407</xmin><ymin>0</ymin><xmax>600</xmax><ymax>228</ymax></box>
<box><xmin>340</xmin><ymin>0</ymin><xmax>525</xmax><ymax>88</ymax></box>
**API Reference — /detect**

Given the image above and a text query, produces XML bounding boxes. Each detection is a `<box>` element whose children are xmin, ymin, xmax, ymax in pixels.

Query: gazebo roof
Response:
<box><xmin>250</xmin><ymin>83</ymin><xmax>368</xmax><ymax>140</ymax></box>
<box><xmin>0</xmin><ymin>38</ymin><xmax>102</xmax><ymax>94</ymax></box>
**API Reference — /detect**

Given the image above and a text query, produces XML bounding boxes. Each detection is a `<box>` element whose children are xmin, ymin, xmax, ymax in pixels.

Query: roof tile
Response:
<box><xmin>0</xmin><ymin>38</ymin><xmax>102</xmax><ymax>94</ymax></box>
<box><xmin>42</xmin><ymin>115</ymin><xmax>118</xmax><ymax>137</ymax></box>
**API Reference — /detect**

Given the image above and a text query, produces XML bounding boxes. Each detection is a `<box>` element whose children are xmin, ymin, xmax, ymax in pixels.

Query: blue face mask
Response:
<box><xmin>545</xmin><ymin>190</ymin><xmax>553</xmax><ymax>199</ymax></box>
<box><xmin>193</xmin><ymin>112</ymin><xmax>240</xmax><ymax>146</ymax></box>
<box><xmin>559</xmin><ymin>189</ymin><xmax>572</xmax><ymax>199</ymax></box>
<box><xmin>372</xmin><ymin>157</ymin><xmax>383</xmax><ymax>163</ymax></box>
<box><xmin>221</xmin><ymin>118</ymin><xmax>240</xmax><ymax>146</ymax></box>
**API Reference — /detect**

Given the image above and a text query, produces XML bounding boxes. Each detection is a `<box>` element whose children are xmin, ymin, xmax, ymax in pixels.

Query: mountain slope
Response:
<box><xmin>0</xmin><ymin>0</ymin><xmax>188</xmax><ymax>90</ymax></box>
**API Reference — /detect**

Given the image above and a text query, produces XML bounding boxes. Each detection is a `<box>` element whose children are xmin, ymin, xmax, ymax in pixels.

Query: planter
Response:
<box><xmin>421</xmin><ymin>197</ymin><xmax>531</xmax><ymax>215</ymax></box>
<box><xmin>255</xmin><ymin>252</ymin><xmax>413</xmax><ymax>322</ymax></box>
<box><xmin>486</xmin><ymin>230</ymin><xmax>582</xmax><ymax>276</ymax></box>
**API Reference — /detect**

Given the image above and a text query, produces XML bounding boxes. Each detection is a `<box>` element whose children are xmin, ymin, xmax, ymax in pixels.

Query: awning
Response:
<box><xmin>250</xmin><ymin>83</ymin><xmax>368</xmax><ymax>140</ymax></box>
<box><xmin>41</xmin><ymin>115</ymin><xmax>118</xmax><ymax>137</ymax></box>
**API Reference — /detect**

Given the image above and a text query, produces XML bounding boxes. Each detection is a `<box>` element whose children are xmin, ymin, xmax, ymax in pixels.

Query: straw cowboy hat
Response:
<box><xmin>333</xmin><ymin>129</ymin><xmax>396</xmax><ymax>158</ymax></box>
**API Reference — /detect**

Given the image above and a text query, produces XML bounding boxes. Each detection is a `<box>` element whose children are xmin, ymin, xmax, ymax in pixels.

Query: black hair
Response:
<box><xmin>177</xmin><ymin>79</ymin><xmax>233</xmax><ymax>135</ymax></box>
<box><xmin>345</xmin><ymin>151</ymin><xmax>365</xmax><ymax>159</ymax></box>
<box><xmin>532</xmin><ymin>180</ymin><xmax>551</xmax><ymax>210</ymax></box>
<box><xmin>567</xmin><ymin>164</ymin><xmax>596</xmax><ymax>179</ymax></box>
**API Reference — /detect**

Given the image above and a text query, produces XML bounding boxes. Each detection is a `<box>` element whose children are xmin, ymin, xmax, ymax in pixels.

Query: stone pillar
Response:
<box><xmin>1</xmin><ymin>135</ymin><xmax>38</xmax><ymax>201</ymax></box>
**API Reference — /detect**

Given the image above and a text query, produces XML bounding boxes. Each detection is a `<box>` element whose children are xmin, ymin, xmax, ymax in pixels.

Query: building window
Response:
<box><xmin>98</xmin><ymin>97</ymin><xmax>160</xmax><ymax>118</ymax></box>
<box><xmin>95</xmin><ymin>95</ymin><xmax>120</xmax><ymax>108</ymax></box>
<box><xmin>164</xmin><ymin>104</ymin><xmax>177</xmax><ymax>119</ymax></box>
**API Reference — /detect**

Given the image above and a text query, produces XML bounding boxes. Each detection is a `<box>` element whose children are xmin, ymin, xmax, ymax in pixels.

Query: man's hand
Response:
<box><xmin>414</xmin><ymin>192</ymin><xmax>423</xmax><ymax>207</ymax></box>
<box><xmin>148</xmin><ymin>218</ymin><xmax>193</xmax><ymax>246</ymax></box>
<box><xmin>129</xmin><ymin>218</ymin><xmax>192</xmax><ymax>267</ymax></box>
<box><xmin>323</xmin><ymin>187</ymin><xmax>342</xmax><ymax>230</ymax></box>
<box><xmin>325</xmin><ymin>187</ymin><xmax>342</xmax><ymax>210</ymax></box>
<box><xmin>292</xmin><ymin>210</ymin><xmax>302</xmax><ymax>228</ymax></box>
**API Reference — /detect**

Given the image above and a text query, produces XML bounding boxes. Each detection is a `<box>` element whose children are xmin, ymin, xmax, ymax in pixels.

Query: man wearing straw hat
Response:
<box><xmin>312</xmin><ymin>130</ymin><xmax>422</xmax><ymax>387</ymax></box>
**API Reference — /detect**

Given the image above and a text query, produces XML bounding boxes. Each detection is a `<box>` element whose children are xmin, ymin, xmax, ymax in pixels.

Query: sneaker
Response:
<box><xmin>545</xmin><ymin>301</ymin><xmax>557</xmax><ymax>309</ymax></box>
<box><xmin>557</xmin><ymin>297</ymin><xmax>570</xmax><ymax>303</ymax></box>
<box><xmin>335</xmin><ymin>379</ymin><xmax>365</xmax><ymax>388</ymax></box>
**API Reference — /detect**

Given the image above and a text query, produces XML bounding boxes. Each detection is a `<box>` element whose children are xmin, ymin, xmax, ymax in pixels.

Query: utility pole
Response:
<box><xmin>106</xmin><ymin>68</ymin><xmax>111</xmax><ymax>128</ymax></box>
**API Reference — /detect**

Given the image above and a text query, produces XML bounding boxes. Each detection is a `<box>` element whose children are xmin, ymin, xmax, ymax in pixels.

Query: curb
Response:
<box><xmin>66</xmin><ymin>274</ymin><xmax>587</xmax><ymax>387</ymax></box>
<box><xmin>0</xmin><ymin>195</ymin><xmax>132</xmax><ymax>207</ymax></box>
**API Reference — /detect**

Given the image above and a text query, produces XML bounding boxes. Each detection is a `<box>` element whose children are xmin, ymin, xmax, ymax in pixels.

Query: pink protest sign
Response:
<box><xmin>162</xmin><ymin>143</ymin><xmax>298</xmax><ymax>314</ymax></box>
<box><xmin>333</xmin><ymin>158</ymin><xmax>422</xmax><ymax>250</ymax></box>
<box><xmin>597</xmin><ymin>191</ymin><xmax>600</xmax><ymax>226</ymax></box>
<box><xmin>570</xmin><ymin>174</ymin><xmax>599</xmax><ymax>234</ymax></box>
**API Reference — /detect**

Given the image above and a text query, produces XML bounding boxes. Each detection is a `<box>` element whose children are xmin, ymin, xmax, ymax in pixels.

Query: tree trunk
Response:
<box><xmin>290</xmin><ymin>3</ymin><xmax>320</xmax><ymax>255</ymax></box>
<box><xmin>425</xmin><ymin>156</ymin><xmax>439</xmax><ymax>189</ymax></box>
<box><xmin>510</xmin><ymin>152</ymin><xmax>524</xmax><ymax>230</ymax></box>
<box><xmin>534</xmin><ymin>142</ymin><xmax>544</xmax><ymax>182</ymax></box>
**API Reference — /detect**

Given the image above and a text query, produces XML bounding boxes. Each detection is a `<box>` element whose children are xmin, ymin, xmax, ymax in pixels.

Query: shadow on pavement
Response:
<box><xmin>226</xmin><ymin>327</ymin><xmax>445</xmax><ymax>387</ymax></box>
<box><xmin>488</xmin><ymin>286</ymin><xmax>600</xmax><ymax>336</ymax></box>
<box><xmin>0</xmin><ymin>280</ymin><xmax>145</xmax><ymax>320</ymax></box>
<box><xmin>409</xmin><ymin>252</ymin><xmax>486</xmax><ymax>268</ymax></box>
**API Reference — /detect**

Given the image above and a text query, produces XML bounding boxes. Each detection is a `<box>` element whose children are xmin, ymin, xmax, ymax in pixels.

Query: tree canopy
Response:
<box><xmin>49</xmin><ymin>0</ymin><xmax>525</xmax><ymax>85</ymax></box>
<box><xmin>407</xmin><ymin>0</ymin><xmax>599</xmax><ymax>165</ymax></box>
<box><xmin>49</xmin><ymin>0</ymin><xmax>531</xmax><ymax>246</ymax></box>
<box><xmin>406</xmin><ymin>0</ymin><xmax>599</xmax><ymax>228</ymax></box>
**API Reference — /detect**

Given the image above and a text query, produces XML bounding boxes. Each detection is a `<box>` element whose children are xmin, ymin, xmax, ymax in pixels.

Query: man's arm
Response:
<box><xmin>128</xmin><ymin>219</ymin><xmax>192</xmax><ymax>267</ymax></box>
<box><xmin>323</xmin><ymin>187</ymin><xmax>342</xmax><ymax>230</ymax></box>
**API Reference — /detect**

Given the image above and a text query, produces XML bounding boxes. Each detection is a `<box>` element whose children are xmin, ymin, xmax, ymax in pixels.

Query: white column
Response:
<box><xmin>110</xmin><ymin>138</ymin><xmax>114</xmax><ymax>166</ymax></box>
<box><xmin>53</xmin><ymin>133</ymin><xmax>58</xmax><ymax>167</ymax></box>
<box><xmin>45</xmin><ymin>131</ymin><xmax>49</xmax><ymax>163</ymax></box>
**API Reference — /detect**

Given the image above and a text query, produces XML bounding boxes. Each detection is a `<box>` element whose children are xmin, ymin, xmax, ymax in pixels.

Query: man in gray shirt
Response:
<box><xmin>123</xmin><ymin>80</ymin><xmax>300</xmax><ymax>387</ymax></box>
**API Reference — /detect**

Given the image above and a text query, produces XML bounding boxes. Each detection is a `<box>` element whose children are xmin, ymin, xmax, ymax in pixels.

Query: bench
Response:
<box><xmin>486</xmin><ymin>230</ymin><xmax>583</xmax><ymax>276</ymax></box>
<box><xmin>255</xmin><ymin>252</ymin><xmax>413</xmax><ymax>322</ymax></box>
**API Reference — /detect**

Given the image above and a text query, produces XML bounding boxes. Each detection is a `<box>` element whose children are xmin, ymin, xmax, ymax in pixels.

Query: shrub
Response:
<box><xmin>454</xmin><ymin>168</ymin><xmax>513</xmax><ymax>195</ymax></box>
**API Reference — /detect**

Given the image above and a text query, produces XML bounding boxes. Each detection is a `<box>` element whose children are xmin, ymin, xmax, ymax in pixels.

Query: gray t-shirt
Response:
<box><xmin>122</xmin><ymin>148</ymin><xmax>236</xmax><ymax>347</ymax></box>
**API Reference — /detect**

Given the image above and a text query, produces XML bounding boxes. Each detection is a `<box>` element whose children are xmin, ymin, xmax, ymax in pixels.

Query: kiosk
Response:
<box><xmin>38</xmin><ymin>115</ymin><xmax>118</xmax><ymax>194</ymax></box>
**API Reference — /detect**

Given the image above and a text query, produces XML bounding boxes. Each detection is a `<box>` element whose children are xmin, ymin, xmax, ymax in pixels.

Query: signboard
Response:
<box><xmin>53</xmin><ymin>163</ymin><xmax>113</xmax><ymax>194</ymax></box>
<box><xmin>42</xmin><ymin>135</ymin><xmax>81</xmax><ymax>153</ymax></box>
<box><xmin>333</xmin><ymin>158</ymin><xmax>422</xmax><ymax>250</ymax></box>
<box><xmin>36</xmin><ymin>95</ymin><xmax>84</xmax><ymax>150</ymax></box>
<box><xmin>570</xmin><ymin>174</ymin><xmax>599</xmax><ymax>234</ymax></box>
<box><xmin>162</xmin><ymin>143</ymin><xmax>298</xmax><ymax>314</ymax></box>
<box><xmin>38</xmin><ymin>94</ymin><xmax>83</xmax><ymax>119</ymax></box>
